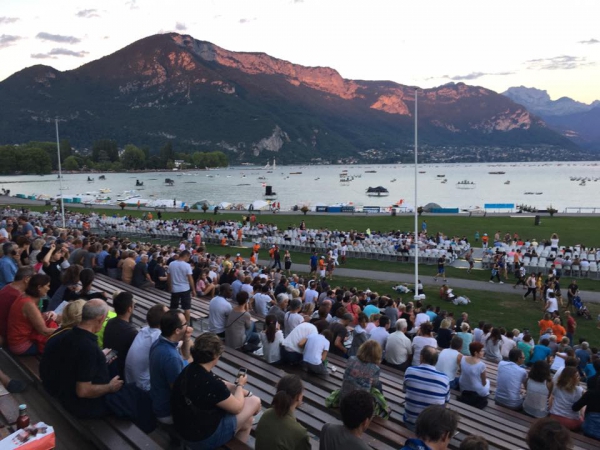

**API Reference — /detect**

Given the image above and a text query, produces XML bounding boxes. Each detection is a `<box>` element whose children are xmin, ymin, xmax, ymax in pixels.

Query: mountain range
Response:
<box><xmin>503</xmin><ymin>86</ymin><xmax>600</xmax><ymax>151</ymax></box>
<box><xmin>0</xmin><ymin>33</ymin><xmax>587</xmax><ymax>163</ymax></box>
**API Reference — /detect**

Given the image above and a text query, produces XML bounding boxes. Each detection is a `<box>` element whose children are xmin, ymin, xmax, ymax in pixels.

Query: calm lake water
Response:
<box><xmin>2</xmin><ymin>161</ymin><xmax>600</xmax><ymax>211</ymax></box>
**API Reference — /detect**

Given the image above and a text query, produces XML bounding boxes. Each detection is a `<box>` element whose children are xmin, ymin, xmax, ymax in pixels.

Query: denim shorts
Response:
<box><xmin>186</xmin><ymin>413</ymin><xmax>237</xmax><ymax>450</ymax></box>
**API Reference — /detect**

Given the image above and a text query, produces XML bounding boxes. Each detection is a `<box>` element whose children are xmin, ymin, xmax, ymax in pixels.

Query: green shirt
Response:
<box><xmin>255</xmin><ymin>408</ymin><xmax>310</xmax><ymax>450</ymax></box>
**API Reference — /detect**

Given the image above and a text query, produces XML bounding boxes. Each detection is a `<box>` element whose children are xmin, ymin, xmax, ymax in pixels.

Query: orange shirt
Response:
<box><xmin>552</xmin><ymin>324</ymin><xmax>566</xmax><ymax>342</ymax></box>
<box><xmin>220</xmin><ymin>237</ymin><xmax>227</xmax><ymax>246</ymax></box>
<box><xmin>253</xmin><ymin>244</ymin><xmax>260</xmax><ymax>254</ymax></box>
<box><xmin>318</xmin><ymin>259</ymin><xmax>325</xmax><ymax>270</ymax></box>
<box><xmin>538</xmin><ymin>319</ymin><xmax>554</xmax><ymax>336</ymax></box>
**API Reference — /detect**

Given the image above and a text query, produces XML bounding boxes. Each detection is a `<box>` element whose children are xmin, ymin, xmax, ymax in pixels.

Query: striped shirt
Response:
<box><xmin>403</xmin><ymin>364</ymin><xmax>450</xmax><ymax>426</ymax></box>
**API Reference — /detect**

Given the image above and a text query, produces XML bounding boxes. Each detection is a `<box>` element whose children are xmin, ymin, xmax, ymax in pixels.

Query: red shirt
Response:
<box><xmin>567</xmin><ymin>316</ymin><xmax>576</xmax><ymax>334</ymax></box>
<box><xmin>0</xmin><ymin>284</ymin><xmax>22</xmax><ymax>341</ymax></box>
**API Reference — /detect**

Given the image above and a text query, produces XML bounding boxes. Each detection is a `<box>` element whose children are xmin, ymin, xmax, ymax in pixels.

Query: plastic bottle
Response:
<box><xmin>16</xmin><ymin>404</ymin><xmax>30</xmax><ymax>430</ymax></box>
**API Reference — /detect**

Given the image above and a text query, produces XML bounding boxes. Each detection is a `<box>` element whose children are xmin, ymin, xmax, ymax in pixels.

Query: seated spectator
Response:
<box><xmin>549</xmin><ymin>367</ymin><xmax>584</xmax><ymax>430</ymax></box>
<box><xmin>40</xmin><ymin>299</ymin><xmax>86</xmax><ymax>396</ymax></box>
<box><xmin>436</xmin><ymin>318</ymin><xmax>454</xmax><ymax>349</ymax></box>
<box><xmin>253</xmin><ymin>284</ymin><xmax>273</xmax><ymax>316</ymax></box>
<box><xmin>330</xmin><ymin>340</ymin><xmax>389</xmax><ymax>418</ymax></box>
<box><xmin>103</xmin><ymin>291</ymin><xmax>138</xmax><ymax>379</ymax></box>
<box><xmin>104</xmin><ymin>248</ymin><xmax>120</xmax><ymax>280</ymax></box>
<box><xmin>517</xmin><ymin>334</ymin><xmax>534</xmax><ymax>366</ymax></box>
<box><xmin>526</xmin><ymin>417</ymin><xmax>572</xmax><ymax>450</ymax></box>
<box><xmin>436</xmin><ymin>336</ymin><xmax>463</xmax><ymax>390</ymax></box>
<box><xmin>303</xmin><ymin>329</ymin><xmax>332</xmax><ymax>374</ymax></box>
<box><xmin>411</xmin><ymin>322</ymin><xmax>437</xmax><ymax>366</ymax></box>
<box><xmin>255</xmin><ymin>374</ymin><xmax>310</xmax><ymax>450</ymax></box>
<box><xmin>41</xmin><ymin>300</ymin><xmax>155</xmax><ymax>432</ymax></box>
<box><xmin>404</xmin><ymin>346</ymin><xmax>450</xmax><ymax>429</ymax></box>
<box><xmin>400</xmin><ymin>405</ymin><xmax>459</xmax><ymax>450</ymax></box>
<box><xmin>320</xmin><ymin>390</ymin><xmax>374</xmax><ymax>450</ymax></box>
<box><xmin>575</xmin><ymin>342</ymin><xmax>591</xmax><ymax>375</ymax></box>
<box><xmin>495</xmin><ymin>349</ymin><xmax>527</xmax><ymax>410</ymax></box>
<box><xmin>530</xmin><ymin>338</ymin><xmax>552</xmax><ymax>365</ymax></box>
<box><xmin>131</xmin><ymin>254</ymin><xmax>154</xmax><ymax>289</ymax></box>
<box><xmin>225</xmin><ymin>291</ymin><xmax>259</xmax><ymax>350</ymax></box>
<box><xmin>365</xmin><ymin>313</ymin><xmax>380</xmax><ymax>334</ymax></box>
<box><xmin>523</xmin><ymin>360</ymin><xmax>553</xmax><ymax>418</ymax></box>
<box><xmin>268</xmin><ymin>293</ymin><xmax>288</xmax><ymax>329</ymax></box>
<box><xmin>499</xmin><ymin>329</ymin><xmax>516</xmax><ymax>360</ymax></box>
<box><xmin>328</xmin><ymin>313</ymin><xmax>353</xmax><ymax>358</ymax></box>
<box><xmin>7</xmin><ymin>274</ymin><xmax>57</xmax><ymax>355</ymax></box>
<box><xmin>152</xmin><ymin>257</ymin><xmax>169</xmax><ymax>291</ymax></box>
<box><xmin>0</xmin><ymin>242</ymin><xmax>19</xmax><ymax>289</ymax></box>
<box><xmin>0</xmin><ymin>266</ymin><xmax>33</xmax><ymax>346</ymax></box>
<box><xmin>78</xmin><ymin>268</ymin><xmax>109</xmax><ymax>301</ymax></box>
<box><xmin>281</xmin><ymin>322</ymin><xmax>318</xmax><ymax>365</ymax></box>
<box><xmin>208</xmin><ymin>283</ymin><xmax>233</xmax><ymax>337</ymax></box>
<box><xmin>459</xmin><ymin>435</ymin><xmax>489</xmax><ymax>450</ymax></box>
<box><xmin>284</xmin><ymin>299</ymin><xmax>305</xmax><ymax>337</ymax></box>
<box><xmin>384</xmin><ymin>318</ymin><xmax>412</xmax><ymax>371</ymax></box>
<box><xmin>260</xmin><ymin>314</ymin><xmax>283</xmax><ymax>364</ymax></box>
<box><xmin>47</xmin><ymin>264</ymin><xmax>83</xmax><ymax>311</ymax></box>
<box><xmin>118</xmin><ymin>251</ymin><xmax>136</xmax><ymax>284</ymax></box>
<box><xmin>368</xmin><ymin>315</ymin><xmax>390</xmax><ymax>350</ymax></box>
<box><xmin>124</xmin><ymin>304</ymin><xmax>168</xmax><ymax>391</ymax></box>
<box><xmin>483</xmin><ymin>328</ymin><xmax>503</xmax><ymax>363</ymax></box>
<box><xmin>458</xmin><ymin>342</ymin><xmax>490</xmax><ymax>408</ymax></box>
<box><xmin>171</xmin><ymin>333</ymin><xmax>262</xmax><ymax>448</ymax></box>
<box><xmin>349</xmin><ymin>312</ymin><xmax>369</xmax><ymax>357</ymax></box>
<box><xmin>457</xmin><ymin>322</ymin><xmax>473</xmax><ymax>356</ymax></box>
<box><xmin>573</xmin><ymin>376</ymin><xmax>600</xmax><ymax>439</ymax></box>
<box><xmin>149</xmin><ymin>309</ymin><xmax>193</xmax><ymax>424</ymax></box>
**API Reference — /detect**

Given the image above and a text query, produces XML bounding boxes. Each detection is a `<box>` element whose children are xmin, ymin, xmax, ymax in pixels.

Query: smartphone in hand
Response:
<box><xmin>236</xmin><ymin>367</ymin><xmax>247</xmax><ymax>384</ymax></box>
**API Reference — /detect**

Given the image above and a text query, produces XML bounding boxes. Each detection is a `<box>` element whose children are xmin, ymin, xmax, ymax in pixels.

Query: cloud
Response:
<box><xmin>76</xmin><ymin>9</ymin><xmax>100</xmax><ymax>18</ymax></box>
<box><xmin>578</xmin><ymin>38</ymin><xmax>599</xmax><ymax>45</ymax></box>
<box><xmin>0</xmin><ymin>17</ymin><xmax>20</xmax><ymax>24</ymax></box>
<box><xmin>0</xmin><ymin>34</ymin><xmax>22</xmax><ymax>49</ymax></box>
<box><xmin>36</xmin><ymin>32</ymin><xmax>81</xmax><ymax>44</ymax></box>
<box><xmin>239</xmin><ymin>18</ymin><xmax>257</xmax><ymax>24</ymax></box>
<box><xmin>432</xmin><ymin>71</ymin><xmax>514</xmax><ymax>81</ymax></box>
<box><xmin>526</xmin><ymin>55</ymin><xmax>594</xmax><ymax>70</ymax></box>
<box><xmin>175</xmin><ymin>22</ymin><xmax>187</xmax><ymax>31</ymax></box>
<box><xmin>31</xmin><ymin>47</ymin><xmax>89</xmax><ymax>59</ymax></box>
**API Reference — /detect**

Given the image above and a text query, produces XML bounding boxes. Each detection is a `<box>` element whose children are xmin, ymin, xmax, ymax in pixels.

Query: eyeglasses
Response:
<box><xmin>179</xmin><ymin>322</ymin><xmax>188</xmax><ymax>329</ymax></box>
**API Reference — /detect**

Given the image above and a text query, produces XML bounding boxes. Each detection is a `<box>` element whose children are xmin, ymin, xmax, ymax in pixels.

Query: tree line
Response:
<box><xmin>0</xmin><ymin>140</ymin><xmax>228</xmax><ymax>175</ymax></box>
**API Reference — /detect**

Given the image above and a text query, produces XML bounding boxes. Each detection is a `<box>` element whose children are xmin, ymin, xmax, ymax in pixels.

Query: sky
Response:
<box><xmin>1</xmin><ymin>0</ymin><xmax>599</xmax><ymax>103</ymax></box>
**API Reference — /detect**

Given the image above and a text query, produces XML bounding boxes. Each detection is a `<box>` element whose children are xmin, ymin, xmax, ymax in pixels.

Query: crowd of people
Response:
<box><xmin>0</xmin><ymin>207</ymin><xmax>597</xmax><ymax>449</ymax></box>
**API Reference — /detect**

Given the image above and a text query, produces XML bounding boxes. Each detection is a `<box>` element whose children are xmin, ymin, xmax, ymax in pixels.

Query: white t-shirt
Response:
<box><xmin>282</xmin><ymin>322</ymin><xmax>317</xmax><ymax>353</ymax></box>
<box><xmin>284</xmin><ymin>311</ymin><xmax>305</xmax><ymax>337</ymax></box>
<box><xmin>545</xmin><ymin>297</ymin><xmax>559</xmax><ymax>314</ymax></box>
<box><xmin>369</xmin><ymin>327</ymin><xmax>389</xmax><ymax>350</ymax></box>
<box><xmin>303</xmin><ymin>333</ymin><xmax>330</xmax><ymax>365</ymax></box>
<box><xmin>414</xmin><ymin>313</ymin><xmax>430</xmax><ymax>329</ymax></box>
<box><xmin>549</xmin><ymin>386</ymin><xmax>584</xmax><ymax>420</ymax></box>
<box><xmin>124</xmin><ymin>326</ymin><xmax>161</xmax><ymax>391</ymax></box>
<box><xmin>260</xmin><ymin>330</ymin><xmax>284</xmax><ymax>364</ymax></box>
<box><xmin>253</xmin><ymin>293</ymin><xmax>272</xmax><ymax>316</ymax></box>
<box><xmin>385</xmin><ymin>331</ymin><xmax>412</xmax><ymax>365</ymax></box>
<box><xmin>412</xmin><ymin>336</ymin><xmax>438</xmax><ymax>366</ymax></box>
<box><xmin>436</xmin><ymin>348</ymin><xmax>460</xmax><ymax>380</ymax></box>
<box><xmin>208</xmin><ymin>296</ymin><xmax>232</xmax><ymax>334</ymax></box>
<box><xmin>500</xmin><ymin>335</ymin><xmax>517</xmax><ymax>359</ymax></box>
<box><xmin>304</xmin><ymin>289</ymin><xmax>319</xmax><ymax>304</ymax></box>
<box><xmin>168</xmin><ymin>260</ymin><xmax>193</xmax><ymax>293</ymax></box>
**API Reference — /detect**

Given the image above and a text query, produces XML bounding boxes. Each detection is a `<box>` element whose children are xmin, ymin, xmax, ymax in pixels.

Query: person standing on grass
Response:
<box><xmin>434</xmin><ymin>255</ymin><xmax>447</xmax><ymax>282</ymax></box>
<box><xmin>513</xmin><ymin>263</ymin><xmax>527</xmax><ymax>289</ymax></box>
<box><xmin>309</xmin><ymin>251</ymin><xmax>318</xmax><ymax>276</ymax></box>
<box><xmin>489</xmin><ymin>261</ymin><xmax>502</xmax><ymax>284</ymax></box>
<box><xmin>465</xmin><ymin>249</ymin><xmax>474</xmax><ymax>274</ymax></box>
<box><xmin>524</xmin><ymin>273</ymin><xmax>537</xmax><ymax>301</ymax></box>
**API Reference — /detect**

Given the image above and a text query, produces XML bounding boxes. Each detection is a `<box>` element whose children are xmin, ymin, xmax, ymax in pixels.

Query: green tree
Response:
<box><xmin>120</xmin><ymin>144</ymin><xmax>146</xmax><ymax>170</ymax></box>
<box><xmin>63</xmin><ymin>155</ymin><xmax>79</xmax><ymax>171</ymax></box>
<box><xmin>18</xmin><ymin>148</ymin><xmax>52</xmax><ymax>174</ymax></box>
<box><xmin>160</xmin><ymin>142</ymin><xmax>175</xmax><ymax>166</ymax></box>
<box><xmin>0</xmin><ymin>146</ymin><xmax>18</xmax><ymax>174</ymax></box>
<box><xmin>92</xmin><ymin>140</ymin><xmax>119</xmax><ymax>163</ymax></box>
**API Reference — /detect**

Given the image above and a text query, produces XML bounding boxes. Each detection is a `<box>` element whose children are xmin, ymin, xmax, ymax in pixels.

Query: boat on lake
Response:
<box><xmin>489</xmin><ymin>171</ymin><xmax>506</xmax><ymax>174</ymax></box>
<box><xmin>366</xmin><ymin>186</ymin><xmax>389</xmax><ymax>197</ymax></box>
<box><xmin>457</xmin><ymin>180</ymin><xmax>475</xmax><ymax>189</ymax></box>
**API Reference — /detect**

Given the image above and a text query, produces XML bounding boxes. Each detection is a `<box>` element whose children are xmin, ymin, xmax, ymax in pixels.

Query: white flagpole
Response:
<box><xmin>414</xmin><ymin>89</ymin><xmax>419</xmax><ymax>300</ymax></box>
<box><xmin>55</xmin><ymin>119</ymin><xmax>66</xmax><ymax>228</ymax></box>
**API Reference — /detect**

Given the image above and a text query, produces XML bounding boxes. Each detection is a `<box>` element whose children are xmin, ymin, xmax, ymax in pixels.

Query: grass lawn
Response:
<box><xmin>16</xmin><ymin>203</ymin><xmax>600</xmax><ymax>248</ymax></box>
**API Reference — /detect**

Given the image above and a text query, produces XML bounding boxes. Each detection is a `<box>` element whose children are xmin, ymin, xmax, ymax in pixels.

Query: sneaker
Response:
<box><xmin>499</xmin><ymin>281</ymin><xmax>504</xmax><ymax>284</ymax></box>
<box><xmin>434</xmin><ymin>278</ymin><xmax>438</xmax><ymax>282</ymax></box>
<box><xmin>489</xmin><ymin>280</ymin><xmax>494</xmax><ymax>283</ymax></box>
<box><xmin>444</xmin><ymin>279</ymin><xmax>447</xmax><ymax>282</ymax></box>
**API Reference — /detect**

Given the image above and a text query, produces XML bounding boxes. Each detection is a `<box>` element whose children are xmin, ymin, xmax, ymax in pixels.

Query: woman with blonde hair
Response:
<box><xmin>549</xmin><ymin>366</ymin><xmax>584</xmax><ymax>430</ymax></box>
<box><xmin>436</xmin><ymin>318</ymin><xmax>454</xmax><ymax>349</ymax></box>
<box><xmin>457</xmin><ymin>322</ymin><xmax>473</xmax><ymax>356</ymax></box>
<box><xmin>326</xmin><ymin>340</ymin><xmax>390</xmax><ymax>418</ymax></box>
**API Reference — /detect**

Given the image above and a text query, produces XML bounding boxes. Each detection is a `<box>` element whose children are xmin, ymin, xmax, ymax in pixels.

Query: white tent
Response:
<box><xmin>218</xmin><ymin>202</ymin><xmax>232</xmax><ymax>210</ymax></box>
<box><xmin>249</xmin><ymin>200</ymin><xmax>269</xmax><ymax>211</ymax></box>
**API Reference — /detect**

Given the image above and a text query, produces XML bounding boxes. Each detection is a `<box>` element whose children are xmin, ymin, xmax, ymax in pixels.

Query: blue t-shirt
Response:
<box><xmin>363</xmin><ymin>305</ymin><xmax>380</xmax><ymax>318</ymax></box>
<box><xmin>576</xmin><ymin>349</ymin><xmax>591</xmax><ymax>372</ymax></box>
<box><xmin>149</xmin><ymin>336</ymin><xmax>188</xmax><ymax>418</ymax></box>
<box><xmin>530</xmin><ymin>345</ymin><xmax>551</xmax><ymax>364</ymax></box>
<box><xmin>310</xmin><ymin>255</ymin><xmax>318</xmax><ymax>267</ymax></box>
<box><xmin>0</xmin><ymin>257</ymin><xmax>18</xmax><ymax>289</ymax></box>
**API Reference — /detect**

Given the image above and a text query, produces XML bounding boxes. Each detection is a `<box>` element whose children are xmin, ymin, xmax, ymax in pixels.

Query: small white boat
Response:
<box><xmin>456</xmin><ymin>180</ymin><xmax>476</xmax><ymax>189</ymax></box>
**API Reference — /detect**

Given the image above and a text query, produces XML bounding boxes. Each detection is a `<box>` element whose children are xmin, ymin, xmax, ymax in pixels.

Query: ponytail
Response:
<box><xmin>265</xmin><ymin>314</ymin><xmax>277</xmax><ymax>343</ymax></box>
<box><xmin>272</xmin><ymin>374</ymin><xmax>303</xmax><ymax>418</ymax></box>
